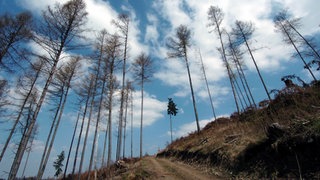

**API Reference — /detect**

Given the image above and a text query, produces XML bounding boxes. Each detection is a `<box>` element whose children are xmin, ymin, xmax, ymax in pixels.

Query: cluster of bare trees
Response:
<box><xmin>209</xmin><ymin>6</ymin><xmax>319</xmax><ymax>114</ymax></box>
<box><xmin>166</xmin><ymin>5</ymin><xmax>319</xmax><ymax>130</ymax></box>
<box><xmin>0</xmin><ymin>0</ymin><xmax>153</xmax><ymax>179</ymax></box>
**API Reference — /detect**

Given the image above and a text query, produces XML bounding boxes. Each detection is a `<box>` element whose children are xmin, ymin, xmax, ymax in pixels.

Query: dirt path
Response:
<box><xmin>139</xmin><ymin>156</ymin><xmax>223</xmax><ymax>180</ymax></box>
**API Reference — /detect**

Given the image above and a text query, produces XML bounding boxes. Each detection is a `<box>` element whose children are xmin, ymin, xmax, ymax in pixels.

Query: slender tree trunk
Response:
<box><xmin>233</xmin><ymin>76</ymin><xmax>247</xmax><ymax>110</ymax></box>
<box><xmin>170</xmin><ymin>114</ymin><xmax>173</xmax><ymax>143</ymax></box>
<box><xmin>72</xmin><ymin>85</ymin><xmax>92</xmax><ymax>176</ymax></box>
<box><xmin>130</xmin><ymin>89</ymin><xmax>133</xmax><ymax>159</ymax></box>
<box><xmin>21</xmin><ymin>144</ymin><xmax>31</xmax><ymax>178</ymax></box>
<box><xmin>237</xmin><ymin>25</ymin><xmax>272</xmax><ymax>101</ymax></box>
<box><xmin>116</xmin><ymin>23</ymin><xmax>129</xmax><ymax>161</ymax></box>
<box><xmin>64</xmin><ymin>106</ymin><xmax>81</xmax><ymax>179</ymax></box>
<box><xmin>21</xmin><ymin>104</ymin><xmax>35</xmax><ymax>178</ymax></box>
<box><xmin>198</xmin><ymin>49</ymin><xmax>217</xmax><ymax>120</ymax></box>
<box><xmin>88</xmin><ymin>31</ymin><xmax>106</xmax><ymax>177</ymax></box>
<box><xmin>107</xmin><ymin>88</ymin><xmax>113</xmax><ymax>167</ymax></box>
<box><xmin>78</xmin><ymin>82</ymin><xmax>96</xmax><ymax>180</ymax></box>
<box><xmin>88</xmin><ymin>73</ymin><xmax>107</xmax><ymax>179</ymax></box>
<box><xmin>80</xmin><ymin>48</ymin><xmax>103</xmax><ymax>179</ymax></box>
<box><xmin>123</xmin><ymin>88</ymin><xmax>129</xmax><ymax>158</ymax></box>
<box><xmin>107</xmin><ymin>66</ymin><xmax>116</xmax><ymax>167</ymax></box>
<box><xmin>72</xmin><ymin>76</ymin><xmax>95</xmax><ymax>176</ymax></box>
<box><xmin>8</xmin><ymin>56</ymin><xmax>59</xmax><ymax>180</ymax></box>
<box><xmin>234</xmin><ymin>59</ymin><xmax>252</xmax><ymax>107</ymax></box>
<box><xmin>213</xmin><ymin>18</ymin><xmax>240</xmax><ymax>114</ymax></box>
<box><xmin>140</xmin><ymin>77</ymin><xmax>144</xmax><ymax>158</ymax></box>
<box><xmin>226</xmin><ymin>32</ymin><xmax>256</xmax><ymax>108</ymax></box>
<box><xmin>38</xmin><ymin>72</ymin><xmax>74</xmax><ymax>179</ymax></box>
<box><xmin>37</xmin><ymin>92</ymin><xmax>63</xmax><ymax>179</ymax></box>
<box><xmin>183</xmin><ymin>45</ymin><xmax>200</xmax><ymax>132</ymax></box>
<box><xmin>102</xmin><ymin>119</ymin><xmax>108</xmax><ymax>167</ymax></box>
<box><xmin>0</xmin><ymin>66</ymin><xmax>41</xmax><ymax>162</ymax></box>
<box><xmin>288</xmin><ymin>22</ymin><xmax>320</xmax><ymax>60</ymax></box>
<box><xmin>279</xmin><ymin>22</ymin><xmax>317</xmax><ymax>81</ymax></box>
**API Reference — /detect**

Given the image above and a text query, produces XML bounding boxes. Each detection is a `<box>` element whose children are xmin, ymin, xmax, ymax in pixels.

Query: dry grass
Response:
<box><xmin>163</xmin><ymin>84</ymin><xmax>320</xmax><ymax>166</ymax></box>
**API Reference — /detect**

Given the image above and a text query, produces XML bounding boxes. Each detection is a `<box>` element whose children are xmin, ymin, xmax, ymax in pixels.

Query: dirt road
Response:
<box><xmin>130</xmin><ymin>156</ymin><xmax>223</xmax><ymax>180</ymax></box>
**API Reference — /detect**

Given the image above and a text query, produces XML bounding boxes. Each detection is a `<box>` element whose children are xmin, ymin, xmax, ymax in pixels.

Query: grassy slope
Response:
<box><xmin>158</xmin><ymin>83</ymin><xmax>320</xmax><ymax>178</ymax></box>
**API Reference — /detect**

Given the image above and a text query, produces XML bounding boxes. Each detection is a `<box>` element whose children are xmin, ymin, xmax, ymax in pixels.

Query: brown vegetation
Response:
<box><xmin>158</xmin><ymin>82</ymin><xmax>320</xmax><ymax>179</ymax></box>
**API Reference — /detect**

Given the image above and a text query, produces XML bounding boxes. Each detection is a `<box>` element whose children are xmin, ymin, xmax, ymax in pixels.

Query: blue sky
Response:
<box><xmin>0</xmin><ymin>0</ymin><xmax>320</xmax><ymax>178</ymax></box>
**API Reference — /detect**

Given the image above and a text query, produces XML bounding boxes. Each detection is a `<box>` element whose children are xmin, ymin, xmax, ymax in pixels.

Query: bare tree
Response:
<box><xmin>72</xmin><ymin>74</ymin><xmax>95</xmax><ymax>176</ymax></box>
<box><xmin>207</xmin><ymin>6</ymin><xmax>240</xmax><ymax>114</ymax></box>
<box><xmin>112</xmin><ymin>14</ymin><xmax>130</xmax><ymax>161</ymax></box>
<box><xmin>8</xmin><ymin>0</ymin><xmax>87</xmax><ymax>179</ymax></box>
<box><xmin>274</xmin><ymin>9</ymin><xmax>317</xmax><ymax>81</ymax></box>
<box><xmin>232</xmin><ymin>20</ymin><xmax>272</xmax><ymax>101</ymax></box>
<box><xmin>0</xmin><ymin>79</ymin><xmax>9</xmax><ymax>117</ymax></box>
<box><xmin>21</xmin><ymin>124</ymin><xmax>38</xmax><ymax>178</ymax></box>
<box><xmin>63</xmin><ymin>105</ymin><xmax>81</xmax><ymax>179</ymax></box>
<box><xmin>37</xmin><ymin>57</ymin><xmax>80</xmax><ymax>179</ymax></box>
<box><xmin>0</xmin><ymin>11</ymin><xmax>33</xmax><ymax>71</ymax></box>
<box><xmin>78</xmin><ymin>74</ymin><xmax>98</xmax><ymax>179</ymax></box>
<box><xmin>122</xmin><ymin>81</ymin><xmax>131</xmax><ymax>158</ymax></box>
<box><xmin>101</xmin><ymin>33</ymin><xmax>122</xmax><ymax>167</ymax></box>
<box><xmin>132</xmin><ymin>52</ymin><xmax>153</xmax><ymax>158</ymax></box>
<box><xmin>129</xmin><ymin>82</ymin><xmax>134</xmax><ymax>159</ymax></box>
<box><xmin>166</xmin><ymin>25</ymin><xmax>200</xmax><ymax>132</ymax></box>
<box><xmin>197</xmin><ymin>49</ymin><xmax>217</xmax><ymax>119</ymax></box>
<box><xmin>226</xmin><ymin>32</ymin><xmax>256</xmax><ymax>108</ymax></box>
<box><xmin>87</xmin><ymin>30</ymin><xmax>108</xmax><ymax>177</ymax></box>
<box><xmin>0</xmin><ymin>60</ymin><xmax>44</xmax><ymax>163</ymax></box>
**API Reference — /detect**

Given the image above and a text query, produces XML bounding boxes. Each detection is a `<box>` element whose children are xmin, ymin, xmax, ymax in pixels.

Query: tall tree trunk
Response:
<box><xmin>226</xmin><ymin>32</ymin><xmax>256</xmax><ymax>108</ymax></box>
<box><xmin>101</xmin><ymin>119</ymin><xmax>108</xmax><ymax>167</ymax></box>
<box><xmin>107</xmin><ymin>63</ymin><xmax>116</xmax><ymax>167</ymax></box>
<box><xmin>72</xmin><ymin>82</ymin><xmax>92</xmax><ymax>176</ymax></box>
<box><xmin>123</xmin><ymin>88</ymin><xmax>129</xmax><ymax>158</ymax></box>
<box><xmin>37</xmin><ymin>91</ymin><xmax>64</xmax><ymax>179</ymax></box>
<box><xmin>78</xmin><ymin>79</ymin><xmax>97</xmax><ymax>180</ymax></box>
<box><xmin>38</xmin><ymin>69</ymin><xmax>75</xmax><ymax>179</ymax></box>
<box><xmin>198</xmin><ymin>49</ymin><xmax>217</xmax><ymax>120</ymax></box>
<box><xmin>237</xmin><ymin>25</ymin><xmax>272</xmax><ymax>101</ymax></box>
<box><xmin>130</xmin><ymin>89</ymin><xmax>133</xmax><ymax>159</ymax></box>
<box><xmin>21</xmin><ymin>102</ymin><xmax>36</xmax><ymax>178</ymax></box>
<box><xmin>88</xmin><ymin>72</ymin><xmax>107</xmax><ymax>179</ymax></box>
<box><xmin>170</xmin><ymin>114</ymin><xmax>173</xmax><ymax>143</ymax></box>
<box><xmin>64</xmin><ymin>106</ymin><xmax>81</xmax><ymax>179</ymax></box>
<box><xmin>140</xmin><ymin>77</ymin><xmax>144</xmax><ymax>158</ymax></box>
<box><xmin>8</xmin><ymin>57</ymin><xmax>59</xmax><ymax>180</ymax></box>
<box><xmin>116</xmin><ymin>21</ymin><xmax>129</xmax><ymax>161</ymax></box>
<box><xmin>217</xmin><ymin>31</ymin><xmax>240</xmax><ymax>114</ymax></box>
<box><xmin>183</xmin><ymin>45</ymin><xmax>200</xmax><ymax>132</ymax></box>
<box><xmin>80</xmin><ymin>40</ymin><xmax>103</xmax><ymax>178</ymax></box>
<box><xmin>107</xmin><ymin>87</ymin><xmax>113</xmax><ymax>167</ymax></box>
<box><xmin>279</xmin><ymin>22</ymin><xmax>317</xmax><ymax>81</ymax></box>
<box><xmin>287</xmin><ymin>22</ymin><xmax>320</xmax><ymax>61</ymax></box>
<box><xmin>0</xmin><ymin>64</ymin><xmax>42</xmax><ymax>162</ymax></box>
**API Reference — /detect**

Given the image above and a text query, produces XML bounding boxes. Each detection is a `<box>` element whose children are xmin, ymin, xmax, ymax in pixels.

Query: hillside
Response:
<box><xmin>157</xmin><ymin>81</ymin><xmax>320</xmax><ymax>179</ymax></box>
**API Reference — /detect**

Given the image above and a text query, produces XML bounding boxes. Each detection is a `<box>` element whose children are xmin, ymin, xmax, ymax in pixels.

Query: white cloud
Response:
<box><xmin>85</xmin><ymin>0</ymin><xmax>118</xmax><ymax>34</ymax></box>
<box><xmin>132</xmin><ymin>91</ymin><xmax>167</xmax><ymax>127</ymax></box>
<box><xmin>31</xmin><ymin>139</ymin><xmax>46</xmax><ymax>152</ymax></box>
<box><xmin>173</xmin><ymin>118</ymin><xmax>212</xmax><ymax>138</ymax></box>
<box><xmin>144</xmin><ymin>13</ymin><xmax>160</xmax><ymax>44</ymax></box>
<box><xmin>152</xmin><ymin>0</ymin><xmax>191</xmax><ymax>28</ymax></box>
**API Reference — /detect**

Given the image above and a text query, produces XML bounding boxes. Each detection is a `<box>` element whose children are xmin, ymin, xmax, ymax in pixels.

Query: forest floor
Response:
<box><xmin>112</xmin><ymin>156</ymin><xmax>225</xmax><ymax>180</ymax></box>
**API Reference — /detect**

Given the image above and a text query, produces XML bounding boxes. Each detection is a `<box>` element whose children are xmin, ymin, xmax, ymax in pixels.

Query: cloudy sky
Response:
<box><xmin>0</xmin><ymin>0</ymin><xmax>319</xmax><ymax>178</ymax></box>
